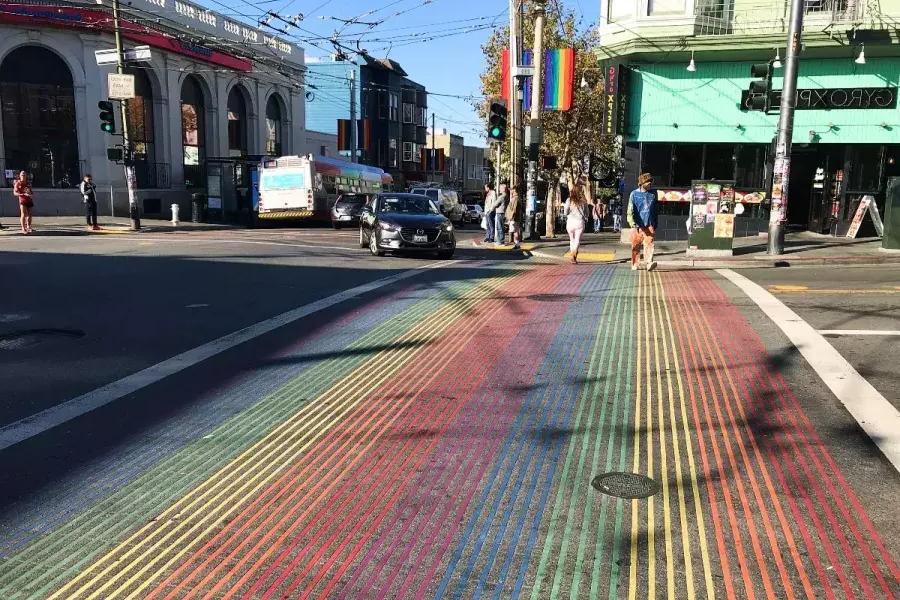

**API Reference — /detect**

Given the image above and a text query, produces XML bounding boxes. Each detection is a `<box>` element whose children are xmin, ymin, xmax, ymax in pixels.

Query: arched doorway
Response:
<box><xmin>181</xmin><ymin>75</ymin><xmax>206</xmax><ymax>188</ymax></box>
<box><xmin>227</xmin><ymin>86</ymin><xmax>249</xmax><ymax>157</ymax></box>
<box><xmin>0</xmin><ymin>45</ymin><xmax>79</xmax><ymax>188</ymax></box>
<box><xmin>265</xmin><ymin>94</ymin><xmax>284</xmax><ymax>156</ymax></box>
<box><xmin>124</xmin><ymin>68</ymin><xmax>157</xmax><ymax>187</ymax></box>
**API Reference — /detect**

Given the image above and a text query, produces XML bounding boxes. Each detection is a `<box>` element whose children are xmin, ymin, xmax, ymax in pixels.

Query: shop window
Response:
<box><xmin>704</xmin><ymin>143</ymin><xmax>736</xmax><ymax>181</ymax></box>
<box><xmin>848</xmin><ymin>145</ymin><xmax>883</xmax><ymax>191</ymax></box>
<box><xmin>672</xmin><ymin>143</ymin><xmax>703</xmax><ymax>187</ymax></box>
<box><xmin>734</xmin><ymin>145</ymin><xmax>767</xmax><ymax>188</ymax></box>
<box><xmin>641</xmin><ymin>143</ymin><xmax>672</xmax><ymax>187</ymax></box>
<box><xmin>0</xmin><ymin>45</ymin><xmax>79</xmax><ymax>188</ymax></box>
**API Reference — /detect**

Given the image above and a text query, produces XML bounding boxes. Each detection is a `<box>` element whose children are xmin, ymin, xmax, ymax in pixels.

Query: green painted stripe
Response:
<box><xmin>571</xmin><ymin>269</ymin><xmax>631</xmax><ymax>598</ymax></box>
<box><xmin>605</xmin><ymin>271</ymin><xmax>636</xmax><ymax>600</ymax></box>
<box><xmin>0</xmin><ymin>272</ymin><xmax>519</xmax><ymax>600</ymax></box>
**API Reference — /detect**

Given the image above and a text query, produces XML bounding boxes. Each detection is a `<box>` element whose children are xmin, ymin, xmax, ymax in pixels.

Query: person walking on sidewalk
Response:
<box><xmin>506</xmin><ymin>183</ymin><xmax>523</xmax><ymax>250</ymax></box>
<box><xmin>592</xmin><ymin>200</ymin><xmax>605</xmax><ymax>233</ymax></box>
<box><xmin>494</xmin><ymin>182</ymin><xmax>509</xmax><ymax>245</ymax></box>
<box><xmin>13</xmin><ymin>170</ymin><xmax>33</xmax><ymax>235</ymax></box>
<box><xmin>80</xmin><ymin>174</ymin><xmax>100</xmax><ymax>231</ymax></box>
<box><xmin>611</xmin><ymin>195</ymin><xmax>623</xmax><ymax>232</ymax></box>
<box><xmin>627</xmin><ymin>172</ymin><xmax>658</xmax><ymax>271</ymax></box>
<box><xmin>564</xmin><ymin>178</ymin><xmax>590</xmax><ymax>264</ymax></box>
<box><xmin>482</xmin><ymin>183</ymin><xmax>496</xmax><ymax>243</ymax></box>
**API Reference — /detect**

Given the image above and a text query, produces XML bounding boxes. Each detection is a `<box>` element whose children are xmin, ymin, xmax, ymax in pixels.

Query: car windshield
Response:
<box><xmin>425</xmin><ymin>190</ymin><xmax>439</xmax><ymax>200</ymax></box>
<box><xmin>336</xmin><ymin>195</ymin><xmax>366</xmax><ymax>207</ymax></box>
<box><xmin>379</xmin><ymin>196</ymin><xmax>439</xmax><ymax>215</ymax></box>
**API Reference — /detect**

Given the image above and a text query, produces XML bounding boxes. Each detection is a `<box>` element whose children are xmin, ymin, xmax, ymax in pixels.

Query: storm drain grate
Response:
<box><xmin>591</xmin><ymin>472</ymin><xmax>660</xmax><ymax>499</ymax></box>
<box><xmin>0</xmin><ymin>328</ymin><xmax>85</xmax><ymax>351</ymax></box>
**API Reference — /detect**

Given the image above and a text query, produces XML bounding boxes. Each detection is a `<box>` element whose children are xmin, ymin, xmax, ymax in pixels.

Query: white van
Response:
<box><xmin>409</xmin><ymin>187</ymin><xmax>465</xmax><ymax>225</ymax></box>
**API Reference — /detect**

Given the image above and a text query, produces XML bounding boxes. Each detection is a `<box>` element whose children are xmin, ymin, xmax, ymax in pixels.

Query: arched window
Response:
<box><xmin>124</xmin><ymin>68</ymin><xmax>156</xmax><ymax>186</ymax></box>
<box><xmin>181</xmin><ymin>75</ymin><xmax>205</xmax><ymax>188</ymax></box>
<box><xmin>0</xmin><ymin>46</ymin><xmax>79</xmax><ymax>188</ymax></box>
<box><xmin>227</xmin><ymin>86</ymin><xmax>248</xmax><ymax>157</ymax></box>
<box><xmin>265</xmin><ymin>94</ymin><xmax>284</xmax><ymax>156</ymax></box>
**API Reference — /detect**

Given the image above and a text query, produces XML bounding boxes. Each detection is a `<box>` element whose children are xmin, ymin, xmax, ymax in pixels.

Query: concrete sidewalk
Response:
<box><xmin>471</xmin><ymin>231</ymin><xmax>899</xmax><ymax>268</ymax></box>
<box><xmin>0</xmin><ymin>216</ymin><xmax>235</xmax><ymax>236</ymax></box>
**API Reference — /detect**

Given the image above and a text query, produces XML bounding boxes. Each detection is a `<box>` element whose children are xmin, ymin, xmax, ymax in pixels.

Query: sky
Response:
<box><xmin>200</xmin><ymin>0</ymin><xmax>600</xmax><ymax>147</ymax></box>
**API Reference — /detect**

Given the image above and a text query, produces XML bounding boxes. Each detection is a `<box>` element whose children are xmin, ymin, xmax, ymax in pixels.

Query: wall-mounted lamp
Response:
<box><xmin>773</xmin><ymin>48</ymin><xmax>782</xmax><ymax>69</ymax></box>
<box><xmin>735</xmin><ymin>123</ymin><xmax>745</xmax><ymax>132</ymax></box>
<box><xmin>672</xmin><ymin>122</ymin><xmax>679</xmax><ymax>128</ymax></box>
<box><xmin>855</xmin><ymin>44</ymin><xmax>866</xmax><ymax>65</ymax></box>
<box><xmin>808</xmin><ymin>130</ymin><xmax>819</xmax><ymax>143</ymax></box>
<box><xmin>686</xmin><ymin>51</ymin><xmax>696</xmax><ymax>72</ymax></box>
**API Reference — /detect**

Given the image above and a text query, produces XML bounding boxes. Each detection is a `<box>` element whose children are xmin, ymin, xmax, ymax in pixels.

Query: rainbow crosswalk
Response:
<box><xmin>0</xmin><ymin>265</ymin><xmax>897</xmax><ymax>599</ymax></box>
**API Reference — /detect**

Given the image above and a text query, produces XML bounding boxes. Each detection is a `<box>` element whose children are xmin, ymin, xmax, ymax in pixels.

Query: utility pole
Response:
<box><xmin>768</xmin><ymin>0</ymin><xmax>804</xmax><ymax>254</ymax></box>
<box><xmin>508</xmin><ymin>0</ymin><xmax>520</xmax><ymax>189</ymax></box>
<box><xmin>526</xmin><ymin>0</ymin><xmax>545</xmax><ymax>240</ymax></box>
<box><xmin>112</xmin><ymin>0</ymin><xmax>140</xmax><ymax>230</ymax></box>
<box><xmin>431</xmin><ymin>112</ymin><xmax>436</xmax><ymax>183</ymax></box>
<box><xmin>349</xmin><ymin>70</ymin><xmax>357</xmax><ymax>163</ymax></box>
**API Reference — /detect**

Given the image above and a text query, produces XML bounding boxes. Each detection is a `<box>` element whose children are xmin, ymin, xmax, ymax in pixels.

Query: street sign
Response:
<box><xmin>95</xmin><ymin>46</ymin><xmax>152</xmax><ymax>66</ymax></box>
<box><xmin>108</xmin><ymin>73</ymin><xmax>135</xmax><ymax>100</ymax></box>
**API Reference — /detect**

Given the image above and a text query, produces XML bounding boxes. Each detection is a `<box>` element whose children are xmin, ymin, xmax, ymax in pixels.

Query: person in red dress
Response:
<box><xmin>13</xmin><ymin>171</ymin><xmax>33</xmax><ymax>234</ymax></box>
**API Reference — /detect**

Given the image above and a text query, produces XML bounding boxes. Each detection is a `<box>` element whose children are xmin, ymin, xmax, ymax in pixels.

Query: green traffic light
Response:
<box><xmin>490</xmin><ymin>127</ymin><xmax>501</xmax><ymax>138</ymax></box>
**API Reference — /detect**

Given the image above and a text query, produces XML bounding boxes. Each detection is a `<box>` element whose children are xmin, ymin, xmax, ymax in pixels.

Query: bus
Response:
<box><xmin>256</xmin><ymin>155</ymin><xmax>393</xmax><ymax>222</ymax></box>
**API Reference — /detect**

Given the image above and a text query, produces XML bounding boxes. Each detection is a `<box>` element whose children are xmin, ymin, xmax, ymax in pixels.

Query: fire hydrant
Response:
<box><xmin>171</xmin><ymin>203</ymin><xmax>180</xmax><ymax>226</ymax></box>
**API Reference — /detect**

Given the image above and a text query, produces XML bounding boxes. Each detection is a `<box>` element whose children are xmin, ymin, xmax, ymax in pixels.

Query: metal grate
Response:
<box><xmin>592</xmin><ymin>472</ymin><xmax>661</xmax><ymax>499</ymax></box>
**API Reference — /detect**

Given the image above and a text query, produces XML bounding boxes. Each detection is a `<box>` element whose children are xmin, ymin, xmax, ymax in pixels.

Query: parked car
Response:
<box><xmin>409</xmin><ymin>187</ymin><xmax>465</xmax><ymax>225</ymax></box>
<box><xmin>464</xmin><ymin>204</ymin><xmax>483</xmax><ymax>224</ymax></box>
<box><xmin>359</xmin><ymin>193</ymin><xmax>456</xmax><ymax>259</ymax></box>
<box><xmin>330</xmin><ymin>193</ymin><xmax>369</xmax><ymax>229</ymax></box>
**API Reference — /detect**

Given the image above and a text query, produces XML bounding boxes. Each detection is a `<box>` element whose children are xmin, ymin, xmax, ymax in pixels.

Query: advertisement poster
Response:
<box><xmin>714</xmin><ymin>213</ymin><xmax>735</xmax><ymax>238</ymax></box>
<box><xmin>691</xmin><ymin>182</ymin><xmax>708</xmax><ymax>229</ymax></box>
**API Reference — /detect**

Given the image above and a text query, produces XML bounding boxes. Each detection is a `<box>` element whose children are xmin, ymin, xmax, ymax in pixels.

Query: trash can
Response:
<box><xmin>191</xmin><ymin>193</ymin><xmax>206</xmax><ymax>223</ymax></box>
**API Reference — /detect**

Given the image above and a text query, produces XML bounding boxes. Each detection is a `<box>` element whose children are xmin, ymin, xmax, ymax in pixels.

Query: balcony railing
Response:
<box><xmin>694</xmin><ymin>0</ymin><xmax>864</xmax><ymax>36</ymax></box>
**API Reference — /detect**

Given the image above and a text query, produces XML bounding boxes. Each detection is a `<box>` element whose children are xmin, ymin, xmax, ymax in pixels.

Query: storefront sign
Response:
<box><xmin>601</xmin><ymin>63</ymin><xmax>629</xmax><ymax>136</ymax></box>
<box><xmin>741</xmin><ymin>87</ymin><xmax>897</xmax><ymax>111</ymax></box>
<box><xmin>655</xmin><ymin>188</ymin><xmax>766</xmax><ymax>203</ymax></box>
<box><xmin>846</xmin><ymin>195</ymin><xmax>885</xmax><ymax>238</ymax></box>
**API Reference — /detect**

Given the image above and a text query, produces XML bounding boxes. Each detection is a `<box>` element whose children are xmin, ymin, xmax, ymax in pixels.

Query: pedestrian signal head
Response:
<box><xmin>98</xmin><ymin>100</ymin><xmax>115</xmax><ymax>134</ymax></box>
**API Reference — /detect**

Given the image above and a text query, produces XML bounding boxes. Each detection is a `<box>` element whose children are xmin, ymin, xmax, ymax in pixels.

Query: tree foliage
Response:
<box><xmin>477</xmin><ymin>2</ymin><xmax>619</xmax><ymax>189</ymax></box>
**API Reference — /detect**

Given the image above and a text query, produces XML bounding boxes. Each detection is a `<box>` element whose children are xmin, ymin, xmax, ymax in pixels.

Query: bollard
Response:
<box><xmin>171</xmin><ymin>203</ymin><xmax>180</xmax><ymax>226</ymax></box>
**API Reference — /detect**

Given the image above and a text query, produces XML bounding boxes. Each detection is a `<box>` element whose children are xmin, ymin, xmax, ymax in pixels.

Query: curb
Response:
<box><xmin>529</xmin><ymin>251</ymin><xmax>900</xmax><ymax>269</ymax></box>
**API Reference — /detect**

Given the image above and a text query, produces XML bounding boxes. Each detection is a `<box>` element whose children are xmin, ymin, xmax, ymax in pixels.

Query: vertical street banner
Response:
<box><xmin>600</xmin><ymin>62</ymin><xmax>629</xmax><ymax>136</ymax></box>
<box><xmin>337</xmin><ymin>119</ymin><xmax>371</xmax><ymax>153</ymax></box>
<box><xmin>501</xmin><ymin>49</ymin><xmax>575</xmax><ymax>111</ymax></box>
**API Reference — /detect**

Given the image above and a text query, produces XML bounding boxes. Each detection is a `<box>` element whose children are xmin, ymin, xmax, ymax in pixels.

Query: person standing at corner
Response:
<box><xmin>563</xmin><ymin>178</ymin><xmax>590</xmax><ymax>264</ymax></box>
<box><xmin>80</xmin><ymin>174</ymin><xmax>99</xmax><ymax>231</ymax></box>
<box><xmin>13</xmin><ymin>170</ymin><xmax>33</xmax><ymax>235</ymax></box>
<box><xmin>482</xmin><ymin>183</ymin><xmax>496</xmax><ymax>243</ymax></box>
<box><xmin>494</xmin><ymin>182</ymin><xmax>509</xmax><ymax>246</ymax></box>
<box><xmin>627</xmin><ymin>172</ymin><xmax>658</xmax><ymax>272</ymax></box>
<box><xmin>506</xmin><ymin>183</ymin><xmax>523</xmax><ymax>250</ymax></box>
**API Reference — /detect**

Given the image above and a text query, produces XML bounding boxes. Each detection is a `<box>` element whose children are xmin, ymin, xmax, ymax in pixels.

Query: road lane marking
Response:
<box><xmin>818</xmin><ymin>330</ymin><xmax>900</xmax><ymax>336</ymax></box>
<box><xmin>719</xmin><ymin>269</ymin><xmax>900</xmax><ymax>474</ymax></box>
<box><xmin>769</xmin><ymin>286</ymin><xmax>898</xmax><ymax>295</ymax></box>
<box><xmin>0</xmin><ymin>261</ymin><xmax>453</xmax><ymax>452</ymax></box>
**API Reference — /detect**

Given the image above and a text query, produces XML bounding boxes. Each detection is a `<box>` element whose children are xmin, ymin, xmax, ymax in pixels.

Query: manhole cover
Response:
<box><xmin>0</xmin><ymin>328</ymin><xmax>85</xmax><ymax>351</ymax></box>
<box><xmin>591</xmin><ymin>472</ymin><xmax>660</xmax><ymax>499</ymax></box>
<box><xmin>527</xmin><ymin>293</ymin><xmax>580</xmax><ymax>302</ymax></box>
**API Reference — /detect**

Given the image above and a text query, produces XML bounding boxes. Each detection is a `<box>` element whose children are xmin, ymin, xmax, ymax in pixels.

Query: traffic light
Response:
<box><xmin>747</xmin><ymin>63</ymin><xmax>773</xmax><ymax>112</ymax></box>
<box><xmin>98</xmin><ymin>100</ymin><xmax>115</xmax><ymax>134</ymax></box>
<box><xmin>488</xmin><ymin>100</ymin><xmax>507</xmax><ymax>142</ymax></box>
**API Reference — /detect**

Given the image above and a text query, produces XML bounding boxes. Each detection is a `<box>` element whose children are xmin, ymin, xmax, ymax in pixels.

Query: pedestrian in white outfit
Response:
<box><xmin>563</xmin><ymin>179</ymin><xmax>591</xmax><ymax>264</ymax></box>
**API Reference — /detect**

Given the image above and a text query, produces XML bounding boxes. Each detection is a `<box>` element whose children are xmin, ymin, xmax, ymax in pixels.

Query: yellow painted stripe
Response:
<box><xmin>484</xmin><ymin>243</ymin><xmax>536</xmax><ymax>251</ymax></box>
<box><xmin>649</xmin><ymin>273</ymin><xmax>676</xmax><ymax>599</ymax></box>
<box><xmin>257</xmin><ymin>210</ymin><xmax>314</xmax><ymax>219</ymax></box>
<box><xmin>628</xmin><ymin>272</ymin><xmax>644</xmax><ymax>600</ymax></box>
<box><xmin>654</xmin><ymin>274</ymin><xmax>716</xmax><ymax>599</ymax></box>
<box><xmin>769</xmin><ymin>286</ymin><xmax>898</xmax><ymax>295</ymax></box>
<box><xmin>52</xmin><ymin>274</ymin><xmax>517</xmax><ymax>600</ymax></box>
<box><xmin>564</xmin><ymin>252</ymin><xmax>616</xmax><ymax>262</ymax></box>
<box><xmin>644</xmin><ymin>271</ymin><xmax>656</xmax><ymax>600</ymax></box>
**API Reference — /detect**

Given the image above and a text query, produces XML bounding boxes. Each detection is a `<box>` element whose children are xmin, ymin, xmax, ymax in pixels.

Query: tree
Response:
<box><xmin>477</xmin><ymin>1</ymin><xmax>619</xmax><ymax>236</ymax></box>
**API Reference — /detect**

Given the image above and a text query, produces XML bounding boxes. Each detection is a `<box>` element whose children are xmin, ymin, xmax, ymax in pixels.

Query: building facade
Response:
<box><xmin>463</xmin><ymin>145</ymin><xmax>488</xmax><ymax>194</ymax></box>
<box><xmin>598</xmin><ymin>0</ymin><xmax>900</xmax><ymax>234</ymax></box>
<box><xmin>305</xmin><ymin>55</ymin><xmax>429</xmax><ymax>188</ymax></box>
<box><xmin>425</xmin><ymin>129</ymin><xmax>465</xmax><ymax>187</ymax></box>
<box><xmin>0</xmin><ymin>0</ymin><xmax>304</xmax><ymax>217</ymax></box>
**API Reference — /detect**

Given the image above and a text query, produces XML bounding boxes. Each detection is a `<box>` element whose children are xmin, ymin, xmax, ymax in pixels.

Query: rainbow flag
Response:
<box><xmin>502</xmin><ymin>48</ymin><xmax>574</xmax><ymax>111</ymax></box>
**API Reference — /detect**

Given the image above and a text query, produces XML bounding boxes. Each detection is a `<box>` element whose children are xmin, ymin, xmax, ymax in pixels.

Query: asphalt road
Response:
<box><xmin>0</xmin><ymin>227</ymin><xmax>897</xmax><ymax>599</ymax></box>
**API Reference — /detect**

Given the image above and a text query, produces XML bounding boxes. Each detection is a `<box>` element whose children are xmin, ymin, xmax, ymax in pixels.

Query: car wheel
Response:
<box><xmin>369</xmin><ymin>230</ymin><xmax>385</xmax><ymax>256</ymax></box>
<box><xmin>359</xmin><ymin>228</ymin><xmax>368</xmax><ymax>248</ymax></box>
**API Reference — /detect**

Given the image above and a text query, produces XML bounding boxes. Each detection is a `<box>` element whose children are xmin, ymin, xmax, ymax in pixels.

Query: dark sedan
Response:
<box><xmin>359</xmin><ymin>193</ymin><xmax>456</xmax><ymax>258</ymax></box>
<box><xmin>331</xmin><ymin>194</ymin><xmax>369</xmax><ymax>229</ymax></box>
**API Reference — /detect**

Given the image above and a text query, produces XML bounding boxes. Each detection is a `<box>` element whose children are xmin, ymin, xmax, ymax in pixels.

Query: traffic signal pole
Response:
<box><xmin>768</xmin><ymin>0</ymin><xmax>804</xmax><ymax>254</ymax></box>
<box><xmin>526</xmin><ymin>1</ymin><xmax>545</xmax><ymax>240</ymax></box>
<box><xmin>112</xmin><ymin>0</ymin><xmax>140</xmax><ymax>230</ymax></box>
<box><xmin>508</xmin><ymin>0</ymin><xmax>519</xmax><ymax>190</ymax></box>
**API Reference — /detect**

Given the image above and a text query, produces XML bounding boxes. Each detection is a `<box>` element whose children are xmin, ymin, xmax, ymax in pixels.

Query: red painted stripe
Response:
<box><xmin>694</xmin><ymin>273</ymin><xmax>900</xmax><ymax>595</ymax></box>
<box><xmin>260</xmin><ymin>269</ymin><xmax>578</xmax><ymax>599</ymax></box>
<box><xmin>151</xmin><ymin>268</ymin><xmax>550</xmax><ymax>599</ymax></box>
